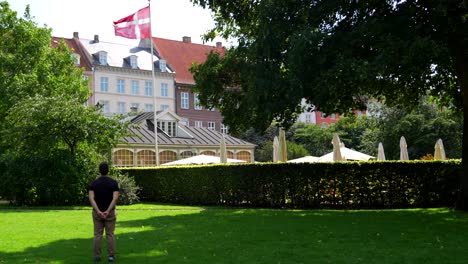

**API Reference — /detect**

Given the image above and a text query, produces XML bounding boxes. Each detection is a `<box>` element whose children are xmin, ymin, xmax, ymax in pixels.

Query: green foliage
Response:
<box><xmin>255</xmin><ymin>140</ymin><xmax>309</xmax><ymax>162</ymax></box>
<box><xmin>123</xmin><ymin>160</ymin><xmax>460</xmax><ymax>209</ymax></box>
<box><xmin>0</xmin><ymin>149</ymin><xmax>96</xmax><ymax>205</ymax></box>
<box><xmin>111</xmin><ymin>169</ymin><xmax>140</xmax><ymax>205</ymax></box>
<box><xmin>191</xmin><ymin>0</ymin><xmax>466</xmax><ymax>132</ymax></box>
<box><xmin>0</xmin><ymin>2</ymin><xmax>129</xmax><ymax>205</ymax></box>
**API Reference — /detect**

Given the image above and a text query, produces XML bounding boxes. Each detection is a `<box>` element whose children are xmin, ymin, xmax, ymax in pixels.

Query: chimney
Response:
<box><xmin>216</xmin><ymin>42</ymin><xmax>222</xmax><ymax>48</ymax></box>
<box><xmin>73</xmin><ymin>32</ymin><xmax>79</xmax><ymax>39</ymax></box>
<box><xmin>94</xmin><ymin>35</ymin><xmax>99</xmax><ymax>43</ymax></box>
<box><xmin>182</xmin><ymin>36</ymin><xmax>191</xmax><ymax>43</ymax></box>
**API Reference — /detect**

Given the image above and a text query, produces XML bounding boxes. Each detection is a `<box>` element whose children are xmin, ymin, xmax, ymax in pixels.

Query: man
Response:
<box><xmin>89</xmin><ymin>162</ymin><xmax>119</xmax><ymax>262</ymax></box>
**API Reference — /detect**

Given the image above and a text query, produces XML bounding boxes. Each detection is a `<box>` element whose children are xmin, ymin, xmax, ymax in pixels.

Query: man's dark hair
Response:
<box><xmin>99</xmin><ymin>162</ymin><xmax>109</xmax><ymax>176</ymax></box>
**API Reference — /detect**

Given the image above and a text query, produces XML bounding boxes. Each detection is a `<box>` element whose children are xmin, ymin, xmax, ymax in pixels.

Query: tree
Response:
<box><xmin>360</xmin><ymin>99</ymin><xmax>463</xmax><ymax>160</ymax></box>
<box><xmin>190</xmin><ymin>0</ymin><xmax>468</xmax><ymax>209</ymax></box>
<box><xmin>0</xmin><ymin>2</ymin><xmax>128</xmax><ymax>205</ymax></box>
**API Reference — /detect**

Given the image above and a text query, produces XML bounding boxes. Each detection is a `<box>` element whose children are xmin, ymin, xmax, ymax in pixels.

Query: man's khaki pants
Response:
<box><xmin>92</xmin><ymin>209</ymin><xmax>116</xmax><ymax>258</ymax></box>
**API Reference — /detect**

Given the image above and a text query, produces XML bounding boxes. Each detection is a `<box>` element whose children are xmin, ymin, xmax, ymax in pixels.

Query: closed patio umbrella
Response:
<box><xmin>278</xmin><ymin>128</ymin><xmax>288</xmax><ymax>162</ymax></box>
<box><xmin>434</xmin><ymin>138</ymin><xmax>446</xmax><ymax>160</ymax></box>
<box><xmin>220</xmin><ymin>135</ymin><xmax>227</xmax><ymax>163</ymax></box>
<box><xmin>400</xmin><ymin>136</ymin><xmax>409</xmax><ymax>160</ymax></box>
<box><xmin>377</xmin><ymin>142</ymin><xmax>386</xmax><ymax>160</ymax></box>
<box><xmin>332</xmin><ymin>134</ymin><xmax>344</xmax><ymax>161</ymax></box>
<box><xmin>273</xmin><ymin>136</ymin><xmax>279</xmax><ymax>162</ymax></box>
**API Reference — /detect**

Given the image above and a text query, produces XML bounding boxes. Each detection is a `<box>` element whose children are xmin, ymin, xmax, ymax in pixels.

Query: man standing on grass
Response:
<box><xmin>89</xmin><ymin>162</ymin><xmax>119</xmax><ymax>263</ymax></box>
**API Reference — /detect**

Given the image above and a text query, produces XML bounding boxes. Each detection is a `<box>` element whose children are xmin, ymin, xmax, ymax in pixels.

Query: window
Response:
<box><xmin>161</xmin><ymin>83</ymin><xmax>168</xmax><ymax>97</ymax></box>
<box><xmin>99</xmin><ymin>51</ymin><xmax>107</xmax><ymax>65</ymax></box>
<box><xmin>221</xmin><ymin>124</ymin><xmax>228</xmax><ymax>134</ymax></box>
<box><xmin>180</xmin><ymin>151</ymin><xmax>196</xmax><ymax>159</ymax></box>
<box><xmin>160</xmin><ymin>105</ymin><xmax>169</xmax><ymax>111</ymax></box>
<box><xmin>195</xmin><ymin>121</ymin><xmax>203</xmax><ymax>128</ymax></box>
<box><xmin>208</xmin><ymin>122</ymin><xmax>216</xmax><ymax>131</ymax></box>
<box><xmin>321</xmin><ymin>112</ymin><xmax>327</xmax><ymax>118</ymax></box>
<box><xmin>201</xmin><ymin>151</ymin><xmax>216</xmax><ymax>156</ymax></box>
<box><xmin>194</xmin><ymin>93</ymin><xmax>202</xmax><ymax>110</ymax></box>
<box><xmin>136</xmin><ymin>150</ymin><xmax>155</xmax><ymax>166</ymax></box>
<box><xmin>157</xmin><ymin>121</ymin><xmax>177</xmax><ymax>136</ymax></box>
<box><xmin>100</xmin><ymin>77</ymin><xmax>109</xmax><ymax>92</ymax></box>
<box><xmin>130</xmin><ymin>103</ymin><xmax>139</xmax><ymax>112</ymax></box>
<box><xmin>181</xmin><ymin>92</ymin><xmax>189</xmax><ymax>109</ymax></box>
<box><xmin>145</xmin><ymin>81</ymin><xmax>153</xmax><ymax>96</ymax></box>
<box><xmin>131</xmin><ymin>80</ymin><xmax>139</xmax><ymax>95</ymax></box>
<box><xmin>99</xmin><ymin>100</ymin><xmax>110</xmax><ymax>114</ymax></box>
<box><xmin>236</xmin><ymin>151</ymin><xmax>251</xmax><ymax>163</ymax></box>
<box><xmin>305</xmin><ymin>113</ymin><xmax>312</xmax><ymax>123</ymax></box>
<box><xmin>129</xmin><ymin>55</ymin><xmax>138</xmax><ymax>69</ymax></box>
<box><xmin>117</xmin><ymin>79</ymin><xmax>125</xmax><ymax>93</ymax></box>
<box><xmin>117</xmin><ymin>102</ymin><xmax>126</xmax><ymax>113</ymax></box>
<box><xmin>330</xmin><ymin>113</ymin><xmax>336</xmax><ymax>120</ymax></box>
<box><xmin>159</xmin><ymin>59</ymin><xmax>166</xmax><ymax>72</ymax></box>
<box><xmin>113</xmin><ymin>149</ymin><xmax>133</xmax><ymax>166</ymax></box>
<box><xmin>145</xmin><ymin>104</ymin><xmax>154</xmax><ymax>112</ymax></box>
<box><xmin>72</xmin><ymin>53</ymin><xmax>80</xmax><ymax>65</ymax></box>
<box><xmin>160</xmin><ymin>150</ymin><xmax>176</xmax><ymax>165</ymax></box>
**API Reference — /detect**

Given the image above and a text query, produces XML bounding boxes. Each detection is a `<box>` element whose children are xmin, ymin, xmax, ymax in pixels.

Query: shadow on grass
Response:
<box><xmin>1</xmin><ymin>207</ymin><xmax>468</xmax><ymax>264</ymax></box>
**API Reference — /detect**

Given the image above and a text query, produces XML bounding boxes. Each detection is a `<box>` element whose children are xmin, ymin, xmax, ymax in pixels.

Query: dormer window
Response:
<box><xmin>98</xmin><ymin>51</ymin><xmax>107</xmax><ymax>65</ymax></box>
<box><xmin>157</xmin><ymin>120</ymin><xmax>177</xmax><ymax>137</ymax></box>
<box><xmin>159</xmin><ymin>59</ymin><xmax>166</xmax><ymax>72</ymax></box>
<box><xmin>129</xmin><ymin>55</ymin><xmax>138</xmax><ymax>69</ymax></box>
<box><xmin>71</xmin><ymin>53</ymin><xmax>80</xmax><ymax>66</ymax></box>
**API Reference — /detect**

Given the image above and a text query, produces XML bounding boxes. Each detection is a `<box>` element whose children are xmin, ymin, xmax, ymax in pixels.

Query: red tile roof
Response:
<box><xmin>152</xmin><ymin>37</ymin><xmax>225</xmax><ymax>85</ymax></box>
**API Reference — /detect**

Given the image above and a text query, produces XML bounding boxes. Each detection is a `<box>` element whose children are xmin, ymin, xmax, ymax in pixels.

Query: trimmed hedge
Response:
<box><xmin>121</xmin><ymin>160</ymin><xmax>461</xmax><ymax>209</ymax></box>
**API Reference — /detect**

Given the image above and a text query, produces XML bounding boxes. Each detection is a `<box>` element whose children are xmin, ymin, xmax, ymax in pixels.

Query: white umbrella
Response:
<box><xmin>287</xmin><ymin>156</ymin><xmax>320</xmax><ymax>163</ymax></box>
<box><xmin>400</xmin><ymin>136</ymin><xmax>409</xmax><ymax>160</ymax></box>
<box><xmin>377</xmin><ymin>142</ymin><xmax>386</xmax><ymax>160</ymax></box>
<box><xmin>273</xmin><ymin>136</ymin><xmax>280</xmax><ymax>162</ymax></box>
<box><xmin>278</xmin><ymin>128</ymin><xmax>288</xmax><ymax>162</ymax></box>
<box><xmin>434</xmin><ymin>138</ymin><xmax>446</xmax><ymax>160</ymax></box>
<box><xmin>161</xmin><ymin>154</ymin><xmax>245</xmax><ymax>166</ymax></box>
<box><xmin>220</xmin><ymin>135</ymin><xmax>227</xmax><ymax>163</ymax></box>
<box><xmin>318</xmin><ymin>145</ymin><xmax>374</xmax><ymax>162</ymax></box>
<box><xmin>332</xmin><ymin>134</ymin><xmax>344</xmax><ymax>161</ymax></box>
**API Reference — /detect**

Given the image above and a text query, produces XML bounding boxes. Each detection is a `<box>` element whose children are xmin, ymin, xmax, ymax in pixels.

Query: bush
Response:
<box><xmin>0</xmin><ymin>150</ymin><xmax>96</xmax><ymax>206</ymax></box>
<box><xmin>122</xmin><ymin>160</ymin><xmax>461</xmax><ymax>209</ymax></box>
<box><xmin>111</xmin><ymin>169</ymin><xmax>140</xmax><ymax>205</ymax></box>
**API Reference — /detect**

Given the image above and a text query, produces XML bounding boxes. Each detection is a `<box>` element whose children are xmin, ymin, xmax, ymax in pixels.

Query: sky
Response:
<box><xmin>8</xmin><ymin>0</ymin><xmax>231</xmax><ymax>47</ymax></box>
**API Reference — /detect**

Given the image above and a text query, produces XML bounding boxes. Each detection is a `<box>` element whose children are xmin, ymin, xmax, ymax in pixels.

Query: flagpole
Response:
<box><xmin>148</xmin><ymin>0</ymin><xmax>159</xmax><ymax>166</ymax></box>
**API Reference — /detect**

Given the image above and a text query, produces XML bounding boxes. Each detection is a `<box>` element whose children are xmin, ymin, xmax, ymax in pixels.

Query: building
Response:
<box><xmin>152</xmin><ymin>36</ymin><xmax>228</xmax><ymax>133</ymax></box>
<box><xmin>75</xmin><ymin>33</ymin><xmax>176</xmax><ymax>115</ymax></box>
<box><xmin>296</xmin><ymin>100</ymin><xmax>366</xmax><ymax>127</ymax></box>
<box><xmin>114</xmin><ymin>111</ymin><xmax>255</xmax><ymax>166</ymax></box>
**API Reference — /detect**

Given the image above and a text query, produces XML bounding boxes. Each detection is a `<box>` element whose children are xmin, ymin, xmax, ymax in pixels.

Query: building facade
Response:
<box><xmin>115</xmin><ymin>111</ymin><xmax>255</xmax><ymax>166</ymax></box>
<box><xmin>153</xmin><ymin>36</ymin><xmax>227</xmax><ymax>133</ymax></box>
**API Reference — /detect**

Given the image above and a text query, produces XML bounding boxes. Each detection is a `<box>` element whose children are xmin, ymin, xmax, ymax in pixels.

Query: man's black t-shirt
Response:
<box><xmin>89</xmin><ymin>176</ymin><xmax>119</xmax><ymax>212</ymax></box>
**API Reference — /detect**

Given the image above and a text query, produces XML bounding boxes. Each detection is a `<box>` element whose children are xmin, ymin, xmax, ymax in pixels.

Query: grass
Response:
<box><xmin>0</xmin><ymin>204</ymin><xmax>468</xmax><ymax>264</ymax></box>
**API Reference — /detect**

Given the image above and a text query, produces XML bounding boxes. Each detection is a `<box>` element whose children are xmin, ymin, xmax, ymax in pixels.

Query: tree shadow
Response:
<box><xmin>0</xmin><ymin>208</ymin><xmax>467</xmax><ymax>263</ymax></box>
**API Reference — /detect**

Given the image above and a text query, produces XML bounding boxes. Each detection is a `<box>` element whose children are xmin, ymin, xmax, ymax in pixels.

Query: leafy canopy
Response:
<box><xmin>190</xmin><ymin>0</ymin><xmax>466</xmax><ymax>134</ymax></box>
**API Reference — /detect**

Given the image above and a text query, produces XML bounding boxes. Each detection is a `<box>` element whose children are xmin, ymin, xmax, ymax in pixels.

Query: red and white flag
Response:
<box><xmin>113</xmin><ymin>6</ymin><xmax>151</xmax><ymax>39</ymax></box>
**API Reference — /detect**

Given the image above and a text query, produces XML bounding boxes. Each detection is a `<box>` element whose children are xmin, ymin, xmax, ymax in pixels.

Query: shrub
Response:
<box><xmin>122</xmin><ymin>160</ymin><xmax>461</xmax><ymax>209</ymax></box>
<box><xmin>111</xmin><ymin>169</ymin><xmax>140</xmax><ymax>205</ymax></box>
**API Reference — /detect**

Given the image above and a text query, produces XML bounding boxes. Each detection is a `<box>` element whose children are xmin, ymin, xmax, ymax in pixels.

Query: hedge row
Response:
<box><xmin>121</xmin><ymin>160</ymin><xmax>461</xmax><ymax>209</ymax></box>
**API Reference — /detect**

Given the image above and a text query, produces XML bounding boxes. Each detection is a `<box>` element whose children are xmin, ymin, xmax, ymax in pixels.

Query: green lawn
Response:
<box><xmin>0</xmin><ymin>204</ymin><xmax>467</xmax><ymax>264</ymax></box>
